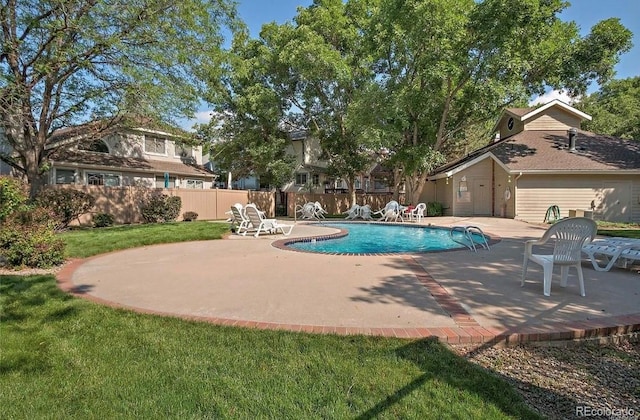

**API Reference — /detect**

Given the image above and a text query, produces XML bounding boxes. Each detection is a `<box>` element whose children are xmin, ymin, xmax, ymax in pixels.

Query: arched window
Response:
<box><xmin>79</xmin><ymin>139</ymin><xmax>109</xmax><ymax>153</ymax></box>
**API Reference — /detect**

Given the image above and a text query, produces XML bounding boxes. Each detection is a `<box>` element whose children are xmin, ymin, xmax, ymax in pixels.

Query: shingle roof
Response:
<box><xmin>491</xmin><ymin>130</ymin><xmax>640</xmax><ymax>171</ymax></box>
<box><xmin>506</xmin><ymin>107</ymin><xmax>534</xmax><ymax>117</ymax></box>
<box><xmin>49</xmin><ymin>149</ymin><xmax>214</xmax><ymax>178</ymax></box>
<box><xmin>431</xmin><ymin>130</ymin><xmax>640</xmax><ymax>176</ymax></box>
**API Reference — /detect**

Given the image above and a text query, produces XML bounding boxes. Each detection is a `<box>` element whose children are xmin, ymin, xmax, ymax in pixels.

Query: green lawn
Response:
<box><xmin>0</xmin><ymin>220</ymin><xmax>554</xmax><ymax>418</ymax></box>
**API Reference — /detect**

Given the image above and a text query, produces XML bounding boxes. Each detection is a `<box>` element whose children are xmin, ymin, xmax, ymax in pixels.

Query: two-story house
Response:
<box><xmin>282</xmin><ymin>130</ymin><xmax>395</xmax><ymax>194</ymax></box>
<box><xmin>7</xmin><ymin>122</ymin><xmax>216</xmax><ymax>189</ymax></box>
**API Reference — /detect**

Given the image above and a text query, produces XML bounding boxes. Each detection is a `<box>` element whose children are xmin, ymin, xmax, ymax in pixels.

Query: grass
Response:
<box><xmin>0</xmin><ymin>220</ymin><xmax>544</xmax><ymax>418</ymax></box>
<box><xmin>62</xmin><ymin>221</ymin><xmax>231</xmax><ymax>258</ymax></box>
<box><xmin>596</xmin><ymin>221</ymin><xmax>640</xmax><ymax>239</ymax></box>
<box><xmin>0</xmin><ymin>275</ymin><xmax>540</xmax><ymax>419</ymax></box>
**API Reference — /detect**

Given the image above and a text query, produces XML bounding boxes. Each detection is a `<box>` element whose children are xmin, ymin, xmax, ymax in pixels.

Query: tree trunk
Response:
<box><xmin>346</xmin><ymin>177</ymin><xmax>356</xmax><ymax>207</ymax></box>
<box><xmin>405</xmin><ymin>172</ymin><xmax>427</xmax><ymax>205</ymax></box>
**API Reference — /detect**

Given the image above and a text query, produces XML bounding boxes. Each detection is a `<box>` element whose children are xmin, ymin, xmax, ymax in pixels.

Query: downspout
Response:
<box><xmin>514</xmin><ymin>172</ymin><xmax>523</xmax><ymax>218</ymax></box>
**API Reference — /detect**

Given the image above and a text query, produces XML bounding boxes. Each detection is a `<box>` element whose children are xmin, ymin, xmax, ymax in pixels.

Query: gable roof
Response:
<box><xmin>430</xmin><ymin>129</ymin><xmax>640</xmax><ymax>178</ymax></box>
<box><xmin>510</xmin><ymin>99</ymin><xmax>592</xmax><ymax>122</ymax></box>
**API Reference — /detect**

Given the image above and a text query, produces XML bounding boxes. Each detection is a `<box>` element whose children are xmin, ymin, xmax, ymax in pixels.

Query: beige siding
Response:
<box><xmin>499</xmin><ymin>115</ymin><xmax>524</xmax><ymax>139</ymax></box>
<box><xmin>493</xmin><ymin>164</ymin><xmax>514</xmax><ymax>218</ymax></box>
<box><xmin>524</xmin><ymin>108</ymin><xmax>580</xmax><ymax>131</ymax></box>
<box><xmin>448</xmin><ymin>159</ymin><xmax>493</xmax><ymax>217</ymax></box>
<box><xmin>515</xmin><ymin>175</ymin><xmax>640</xmax><ymax>223</ymax></box>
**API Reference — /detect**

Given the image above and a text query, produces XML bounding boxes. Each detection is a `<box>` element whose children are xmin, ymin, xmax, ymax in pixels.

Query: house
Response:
<box><xmin>282</xmin><ymin>130</ymin><xmax>395</xmax><ymax>194</ymax></box>
<box><xmin>23</xmin><ymin>121</ymin><xmax>216</xmax><ymax>189</ymax></box>
<box><xmin>422</xmin><ymin>99</ymin><xmax>640</xmax><ymax>223</ymax></box>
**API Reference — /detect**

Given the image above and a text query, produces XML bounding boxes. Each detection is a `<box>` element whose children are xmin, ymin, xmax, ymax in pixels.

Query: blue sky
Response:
<box><xmin>185</xmin><ymin>0</ymin><xmax>639</xmax><ymax>127</ymax></box>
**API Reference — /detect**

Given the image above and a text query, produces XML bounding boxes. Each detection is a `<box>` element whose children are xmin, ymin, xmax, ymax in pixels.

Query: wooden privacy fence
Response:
<box><xmin>286</xmin><ymin>192</ymin><xmax>403</xmax><ymax>217</ymax></box>
<box><xmin>48</xmin><ymin>185</ymin><xmax>275</xmax><ymax>225</ymax></box>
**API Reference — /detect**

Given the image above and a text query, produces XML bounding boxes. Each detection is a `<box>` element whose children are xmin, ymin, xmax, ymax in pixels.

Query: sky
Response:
<box><xmin>184</xmin><ymin>0</ymin><xmax>640</xmax><ymax>128</ymax></box>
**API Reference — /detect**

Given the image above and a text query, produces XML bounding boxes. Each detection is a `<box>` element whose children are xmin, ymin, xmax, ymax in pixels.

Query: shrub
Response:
<box><xmin>0</xmin><ymin>176</ymin><xmax>29</xmax><ymax>222</ymax></box>
<box><xmin>182</xmin><ymin>211</ymin><xmax>198</xmax><ymax>222</ymax></box>
<box><xmin>93</xmin><ymin>213</ymin><xmax>115</xmax><ymax>228</ymax></box>
<box><xmin>426</xmin><ymin>202</ymin><xmax>443</xmax><ymax>217</ymax></box>
<box><xmin>35</xmin><ymin>188</ymin><xmax>96</xmax><ymax>230</ymax></box>
<box><xmin>0</xmin><ymin>207</ymin><xmax>65</xmax><ymax>268</ymax></box>
<box><xmin>140</xmin><ymin>192</ymin><xmax>182</xmax><ymax>223</ymax></box>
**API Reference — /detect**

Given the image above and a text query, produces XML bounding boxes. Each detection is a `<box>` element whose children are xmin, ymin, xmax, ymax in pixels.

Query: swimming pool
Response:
<box><xmin>286</xmin><ymin>222</ymin><xmax>488</xmax><ymax>254</ymax></box>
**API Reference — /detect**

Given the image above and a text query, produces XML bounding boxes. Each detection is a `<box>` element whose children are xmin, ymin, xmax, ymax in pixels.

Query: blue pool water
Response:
<box><xmin>287</xmin><ymin>223</ymin><xmax>486</xmax><ymax>254</ymax></box>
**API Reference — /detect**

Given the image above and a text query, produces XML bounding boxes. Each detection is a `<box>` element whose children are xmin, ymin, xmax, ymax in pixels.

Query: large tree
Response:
<box><xmin>365</xmin><ymin>0</ymin><xmax>632</xmax><ymax>203</ymax></box>
<box><xmin>263</xmin><ymin>0</ymin><xmax>379</xmax><ymax>205</ymax></box>
<box><xmin>577</xmin><ymin>76</ymin><xmax>640</xmax><ymax>140</ymax></box>
<box><xmin>199</xmin><ymin>29</ymin><xmax>296</xmax><ymax>189</ymax></box>
<box><xmin>0</xmin><ymin>0</ymin><xmax>237</xmax><ymax>197</ymax></box>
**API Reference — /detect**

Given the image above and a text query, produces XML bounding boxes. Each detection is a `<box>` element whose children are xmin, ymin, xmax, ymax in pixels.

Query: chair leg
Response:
<box><xmin>577</xmin><ymin>265</ymin><xmax>586</xmax><ymax>297</ymax></box>
<box><xmin>542</xmin><ymin>262</ymin><xmax>553</xmax><ymax>297</ymax></box>
<box><xmin>560</xmin><ymin>266</ymin><xmax>569</xmax><ymax>287</ymax></box>
<box><xmin>521</xmin><ymin>258</ymin><xmax>529</xmax><ymax>286</ymax></box>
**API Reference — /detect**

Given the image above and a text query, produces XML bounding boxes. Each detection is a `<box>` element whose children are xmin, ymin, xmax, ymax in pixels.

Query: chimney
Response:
<box><xmin>568</xmin><ymin>127</ymin><xmax>577</xmax><ymax>152</ymax></box>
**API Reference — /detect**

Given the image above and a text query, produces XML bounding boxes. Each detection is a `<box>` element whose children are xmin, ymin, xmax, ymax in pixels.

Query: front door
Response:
<box><xmin>600</xmin><ymin>181</ymin><xmax>632</xmax><ymax>222</ymax></box>
<box><xmin>473</xmin><ymin>178</ymin><xmax>492</xmax><ymax>216</ymax></box>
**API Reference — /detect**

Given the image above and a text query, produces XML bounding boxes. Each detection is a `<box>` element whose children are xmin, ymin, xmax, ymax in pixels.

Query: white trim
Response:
<box><xmin>520</xmin><ymin>99</ymin><xmax>592</xmax><ymax>122</ymax></box>
<box><xmin>429</xmin><ymin>153</ymin><xmax>511</xmax><ymax>179</ymax></box>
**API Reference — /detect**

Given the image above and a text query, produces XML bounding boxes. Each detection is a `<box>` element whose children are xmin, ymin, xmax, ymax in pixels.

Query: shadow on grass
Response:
<box><xmin>356</xmin><ymin>338</ymin><xmax>546</xmax><ymax>420</ymax></box>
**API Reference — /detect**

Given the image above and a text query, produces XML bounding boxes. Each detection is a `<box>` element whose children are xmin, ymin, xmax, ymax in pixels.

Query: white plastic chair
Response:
<box><xmin>409</xmin><ymin>203</ymin><xmax>427</xmax><ymax>223</ymax></box>
<box><xmin>244</xmin><ymin>204</ymin><xmax>293</xmax><ymax>238</ymax></box>
<box><xmin>522</xmin><ymin>217</ymin><xmax>597</xmax><ymax>297</ymax></box>
<box><xmin>229</xmin><ymin>204</ymin><xmax>253</xmax><ymax>235</ymax></box>
<box><xmin>343</xmin><ymin>204</ymin><xmax>361</xmax><ymax>220</ymax></box>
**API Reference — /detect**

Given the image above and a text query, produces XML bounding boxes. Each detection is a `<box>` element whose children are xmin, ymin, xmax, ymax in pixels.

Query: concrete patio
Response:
<box><xmin>57</xmin><ymin>217</ymin><xmax>640</xmax><ymax>345</ymax></box>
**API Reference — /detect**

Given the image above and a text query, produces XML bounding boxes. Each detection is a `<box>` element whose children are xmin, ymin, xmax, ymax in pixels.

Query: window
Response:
<box><xmin>175</xmin><ymin>144</ymin><xmax>192</xmax><ymax>158</ymax></box>
<box><xmin>87</xmin><ymin>172</ymin><xmax>120</xmax><ymax>186</ymax></box>
<box><xmin>55</xmin><ymin>169</ymin><xmax>76</xmax><ymax>184</ymax></box>
<box><xmin>354</xmin><ymin>178</ymin><xmax>361</xmax><ymax>189</ymax></box>
<box><xmin>155</xmin><ymin>175</ymin><xmax>175</xmax><ymax>188</ymax></box>
<box><xmin>295</xmin><ymin>173</ymin><xmax>307</xmax><ymax>185</ymax></box>
<box><xmin>144</xmin><ymin>136</ymin><xmax>166</xmax><ymax>154</ymax></box>
<box><xmin>185</xmin><ymin>179</ymin><xmax>203</xmax><ymax>189</ymax></box>
<box><xmin>312</xmin><ymin>174</ymin><xmax>320</xmax><ymax>186</ymax></box>
<box><xmin>79</xmin><ymin>139</ymin><xmax>109</xmax><ymax>153</ymax></box>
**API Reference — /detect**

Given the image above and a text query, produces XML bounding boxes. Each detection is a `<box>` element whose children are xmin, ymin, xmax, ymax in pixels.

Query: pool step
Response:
<box><xmin>449</xmin><ymin>226</ymin><xmax>490</xmax><ymax>252</ymax></box>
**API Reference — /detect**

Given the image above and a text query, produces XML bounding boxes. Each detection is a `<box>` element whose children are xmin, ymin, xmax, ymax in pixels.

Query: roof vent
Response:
<box><xmin>568</xmin><ymin>127</ymin><xmax>578</xmax><ymax>152</ymax></box>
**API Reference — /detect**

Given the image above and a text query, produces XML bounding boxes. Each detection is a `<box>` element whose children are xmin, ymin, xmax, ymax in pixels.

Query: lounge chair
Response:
<box><xmin>359</xmin><ymin>204</ymin><xmax>373</xmax><ymax>220</ymax></box>
<box><xmin>244</xmin><ymin>204</ymin><xmax>294</xmax><ymax>238</ymax></box>
<box><xmin>229</xmin><ymin>204</ymin><xmax>253</xmax><ymax>235</ymax></box>
<box><xmin>522</xmin><ymin>217</ymin><xmax>597</xmax><ymax>297</ymax></box>
<box><xmin>582</xmin><ymin>237</ymin><xmax>640</xmax><ymax>272</ymax></box>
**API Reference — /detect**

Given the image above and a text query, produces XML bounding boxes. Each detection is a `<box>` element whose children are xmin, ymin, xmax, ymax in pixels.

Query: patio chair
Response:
<box><xmin>343</xmin><ymin>204</ymin><xmax>361</xmax><ymax>220</ymax></box>
<box><xmin>244</xmin><ymin>204</ymin><xmax>294</xmax><ymax>238</ymax></box>
<box><xmin>522</xmin><ymin>217</ymin><xmax>597</xmax><ymax>297</ymax></box>
<box><xmin>375</xmin><ymin>200</ymin><xmax>403</xmax><ymax>222</ymax></box>
<box><xmin>408</xmin><ymin>203</ymin><xmax>427</xmax><ymax>223</ymax></box>
<box><xmin>359</xmin><ymin>204</ymin><xmax>373</xmax><ymax>220</ymax></box>
<box><xmin>582</xmin><ymin>237</ymin><xmax>640</xmax><ymax>272</ymax></box>
<box><xmin>229</xmin><ymin>204</ymin><xmax>253</xmax><ymax>235</ymax></box>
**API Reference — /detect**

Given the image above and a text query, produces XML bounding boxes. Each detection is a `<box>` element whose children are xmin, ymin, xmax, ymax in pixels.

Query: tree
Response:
<box><xmin>0</xmin><ymin>0</ymin><xmax>238</xmax><ymax>197</ymax></box>
<box><xmin>199</xmin><ymin>30</ymin><xmax>296</xmax><ymax>189</ymax></box>
<box><xmin>577</xmin><ymin>77</ymin><xmax>640</xmax><ymax>140</ymax></box>
<box><xmin>266</xmin><ymin>0</ymin><xmax>379</xmax><ymax>205</ymax></box>
<box><xmin>364</xmin><ymin>0</ymin><xmax>632</xmax><ymax>203</ymax></box>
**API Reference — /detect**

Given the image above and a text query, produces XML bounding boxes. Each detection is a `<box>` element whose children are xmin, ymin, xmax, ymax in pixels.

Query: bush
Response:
<box><xmin>0</xmin><ymin>176</ymin><xmax>29</xmax><ymax>222</ymax></box>
<box><xmin>140</xmin><ymin>192</ymin><xmax>182</xmax><ymax>223</ymax></box>
<box><xmin>426</xmin><ymin>202</ymin><xmax>443</xmax><ymax>217</ymax></box>
<box><xmin>182</xmin><ymin>211</ymin><xmax>198</xmax><ymax>222</ymax></box>
<box><xmin>93</xmin><ymin>213</ymin><xmax>115</xmax><ymax>228</ymax></box>
<box><xmin>0</xmin><ymin>207</ymin><xmax>65</xmax><ymax>268</ymax></box>
<box><xmin>35</xmin><ymin>188</ymin><xmax>96</xmax><ymax>230</ymax></box>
